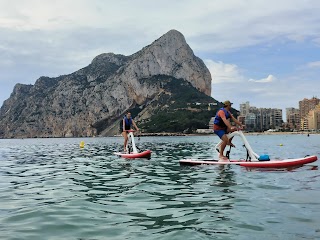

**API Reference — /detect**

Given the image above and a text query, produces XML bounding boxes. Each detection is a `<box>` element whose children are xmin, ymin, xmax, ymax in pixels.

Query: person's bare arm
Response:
<box><xmin>230</xmin><ymin>114</ymin><xmax>243</xmax><ymax>128</ymax></box>
<box><xmin>132</xmin><ymin>120</ymin><xmax>139</xmax><ymax>131</ymax></box>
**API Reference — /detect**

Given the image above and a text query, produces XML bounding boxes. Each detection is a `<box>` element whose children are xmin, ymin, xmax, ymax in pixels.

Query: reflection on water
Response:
<box><xmin>0</xmin><ymin>135</ymin><xmax>319</xmax><ymax>240</ymax></box>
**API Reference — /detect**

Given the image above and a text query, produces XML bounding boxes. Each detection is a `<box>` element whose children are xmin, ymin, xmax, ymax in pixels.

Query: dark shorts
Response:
<box><xmin>214</xmin><ymin>129</ymin><xmax>227</xmax><ymax>139</ymax></box>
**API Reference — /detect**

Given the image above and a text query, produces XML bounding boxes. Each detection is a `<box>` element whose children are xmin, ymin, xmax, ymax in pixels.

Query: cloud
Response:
<box><xmin>1</xmin><ymin>0</ymin><xmax>320</xmax><ymax>110</ymax></box>
<box><xmin>305</xmin><ymin>61</ymin><xmax>320</xmax><ymax>68</ymax></box>
<box><xmin>248</xmin><ymin>75</ymin><xmax>276</xmax><ymax>83</ymax></box>
<box><xmin>1</xmin><ymin>1</ymin><xmax>320</xmax><ymax>60</ymax></box>
<box><xmin>295</xmin><ymin>61</ymin><xmax>320</xmax><ymax>76</ymax></box>
<box><xmin>204</xmin><ymin>59</ymin><xmax>276</xmax><ymax>85</ymax></box>
<box><xmin>1</xmin><ymin>1</ymin><xmax>320</xmax><ymax>50</ymax></box>
<box><xmin>204</xmin><ymin>59</ymin><xmax>245</xmax><ymax>83</ymax></box>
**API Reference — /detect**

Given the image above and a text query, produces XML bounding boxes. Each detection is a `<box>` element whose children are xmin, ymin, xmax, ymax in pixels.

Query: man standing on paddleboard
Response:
<box><xmin>120</xmin><ymin>112</ymin><xmax>139</xmax><ymax>152</ymax></box>
<box><xmin>213</xmin><ymin>100</ymin><xmax>244</xmax><ymax>161</ymax></box>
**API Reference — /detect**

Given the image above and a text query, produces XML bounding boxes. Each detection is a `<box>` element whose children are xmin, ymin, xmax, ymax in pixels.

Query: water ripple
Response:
<box><xmin>0</xmin><ymin>135</ymin><xmax>319</xmax><ymax>240</ymax></box>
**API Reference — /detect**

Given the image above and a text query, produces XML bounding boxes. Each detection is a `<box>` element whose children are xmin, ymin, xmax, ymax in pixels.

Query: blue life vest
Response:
<box><xmin>214</xmin><ymin>108</ymin><xmax>231</xmax><ymax>128</ymax></box>
<box><xmin>123</xmin><ymin>116</ymin><xmax>132</xmax><ymax>130</ymax></box>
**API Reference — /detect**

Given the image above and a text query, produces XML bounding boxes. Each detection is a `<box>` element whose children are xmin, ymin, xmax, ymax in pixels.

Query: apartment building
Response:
<box><xmin>307</xmin><ymin>105</ymin><xmax>320</xmax><ymax>130</ymax></box>
<box><xmin>239</xmin><ymin>102</ymin><xmax>283</xmax><ymax>131</ymax></box>
<box><xmin>299</xmin><ymin>97</ymin><xmax>320</xmax><ymax>130</ymax></box>
<box><xmin>286</xmin><ymin>107</ymin><xmax>300</xmax><ymax>130</ymax></box>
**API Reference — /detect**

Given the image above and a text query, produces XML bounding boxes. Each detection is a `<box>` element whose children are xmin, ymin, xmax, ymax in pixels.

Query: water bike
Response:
<box><xmin>114</xmin><ymin>130</ymin><xmax>151</xmax><ymax>159</ymax></box>
<box><xmin>179</xmin><ymin>130</ymin><xmax>317</xmax><ymax>168</ymax></box>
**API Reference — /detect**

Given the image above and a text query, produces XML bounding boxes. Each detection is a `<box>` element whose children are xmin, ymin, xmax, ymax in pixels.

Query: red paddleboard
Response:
<box><xmin>179</xmin><ymin>155</ymin><xmax>318</xmax><ymax>168</ymax></box>
<box><xmin>114</xmin><ymin>150</ymin><xmax>152</xmax><ymax>159</ymax></box>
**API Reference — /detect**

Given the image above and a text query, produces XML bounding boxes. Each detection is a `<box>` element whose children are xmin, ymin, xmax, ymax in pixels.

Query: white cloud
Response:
<box><xmin>305</xmin><ymin>61</ymin><xmax>320</xmax><ymax>68</ymax></box>
<box><xmin>1</xmin><ymin>1</ymin><xmax>320</xmax><ymax>57</ymax></box>
<box><xmin>1</xmin><ymin>0</ymin><xmax>320</xmax><ymax>51</ymax></box>
<box><xmin>248</xmin><ymin>75</ymin><xmax>276</xmax><ymax>83</ymax></box>
<box><xmin>204</xmin><ymin>59</ymin><xmax>276</xmax><ymax>85</ymax></box>
<box><xmin>204</xmin><ymin>59</ymin><xmax>244</xmax><ymax>83</ymax></box>
<box><xmin>1</xmin><ymin>0</ymin><xmax>320</xmax><ymax>110</ymax></box>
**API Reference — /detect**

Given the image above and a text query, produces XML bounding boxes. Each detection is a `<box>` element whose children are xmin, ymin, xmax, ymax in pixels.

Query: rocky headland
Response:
<box><xmin>0</xmin><ymin>30</ymin><xmax>225</xmax><ymax>138</ymax></box>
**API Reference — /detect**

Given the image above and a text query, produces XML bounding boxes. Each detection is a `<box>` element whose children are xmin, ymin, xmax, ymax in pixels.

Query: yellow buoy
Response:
<box><xmin>80</xmin><ymin>141</ymin><xmax>85</xmax><ymax>148</ymax></box>
<box><xmin>279</xmin><ymin>143</ymin><xmax>283</xmax><ymax>146</ymax></box>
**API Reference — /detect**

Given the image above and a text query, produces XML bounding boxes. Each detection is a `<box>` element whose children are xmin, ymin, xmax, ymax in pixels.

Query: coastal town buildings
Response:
<box><xmin>306</xmin><ymin>104</ymin><xmax>320</xmax><ymax>131</ymax></box>
<box><xmin>238</xmin><ymin>102</ymin><xmax>283</xmax><ymax>132</ymax></box>
<box><xmin>298</xmin><ymin>97</ymin><xmax>320</xmax><ymax>131</ymax></box>
<box><xmin>286</xmin><ymin>107</ymin><xmax>300</xmax><ymax>130</ymax></box>
<box><xmin>299</xmin><ymin>97</ymin><xmax>320</xmax><ymax>119</ymax></box>
<box><xmin>237</xmin><ymin>97</ymin><xmax>320</xmax><ymax>132</ymax></box>
<box><xmin>208</xmin><ymin>117</ymin><xmax>214</xmax><ymax>129</ymax></box>
<box><xmin>240</xmin><ymin>102</ymin><xmax>250</xmax><ymax>116</ymax></box>
<box><xmin>210</xmin><ymin>98</ymin><xmax>320</xmax><ymax>132</ymax></box>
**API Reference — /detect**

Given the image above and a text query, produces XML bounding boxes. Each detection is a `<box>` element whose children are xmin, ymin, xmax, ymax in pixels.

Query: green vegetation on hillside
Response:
<box><xmin>141</xmin><ymin>110</ymin><xmax>213</xmax><ymax>133</ymax></box>
<box><xmin>138</xmin><ymin>75</ymin><xmax>239</xmax><ymax>133</ymax></box>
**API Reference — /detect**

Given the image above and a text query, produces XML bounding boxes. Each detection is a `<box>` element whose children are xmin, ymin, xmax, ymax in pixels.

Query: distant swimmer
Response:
<box><xmin>213</xmin><ymin>100</ymin><xmax>244</xmax><ymax>161</ymax></box>
<box><xmin>120</xmin><ymin>112</ymin><xmax>139</xmax><ymax>152</ymax></box>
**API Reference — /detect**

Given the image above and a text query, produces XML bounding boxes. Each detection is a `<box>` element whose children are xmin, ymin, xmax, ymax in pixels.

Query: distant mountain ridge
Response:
<box><xmin>0</xmin><ymin>30</ymin><xmax>215</xmax><ymax>138</ymax></box>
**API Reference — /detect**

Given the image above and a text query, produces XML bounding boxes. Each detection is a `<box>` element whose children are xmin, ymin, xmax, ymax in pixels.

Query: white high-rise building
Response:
<box><xmin>240</xmin><ymin>101</ymin><xmax>250</xmax><ymax>116</ymax></box>
<box><xmin>239</xmin><ymin>101</ymin><xmax>283</xmax><ymax>131</ymax></box>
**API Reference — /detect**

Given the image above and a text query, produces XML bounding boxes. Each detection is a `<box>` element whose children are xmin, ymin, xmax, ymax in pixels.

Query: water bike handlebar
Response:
<box><xmin>230</xmin><ymin>126</ymin><xmax>245</xmax><ymax>132</ymax></box>
<box><xmin>125</xmin><ymin>130</ymin><xmax>137</xmax><ymax>133</ymax></box>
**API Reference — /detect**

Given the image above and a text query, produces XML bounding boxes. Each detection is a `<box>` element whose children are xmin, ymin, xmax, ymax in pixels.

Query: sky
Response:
<box><xmin>1</xmin><ymin>0</ymin><xmax>320</xmax><ymax>120</ymax></box>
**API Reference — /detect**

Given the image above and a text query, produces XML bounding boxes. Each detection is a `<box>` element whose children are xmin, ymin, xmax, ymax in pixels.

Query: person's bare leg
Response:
<box><xmin>228</xmin><ymin>136</ymin><xmax>235</xmax><ymax>147</ymax></box>
<box><xmin>219</xmin><ymin>134</ymin><xmax>229</xmax><ymax>160</ymax></box>
<box><xmin>122</xmin><ymin>131</ymin><xmax>128</xmax><ymax>152</ymax></box>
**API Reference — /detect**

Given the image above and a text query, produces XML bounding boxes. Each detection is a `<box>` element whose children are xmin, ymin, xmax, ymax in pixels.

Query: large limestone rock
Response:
<box><xmin>0</xmin><ymin>30</ymin><xmax>212</xmax><ymax>138</ymax></box>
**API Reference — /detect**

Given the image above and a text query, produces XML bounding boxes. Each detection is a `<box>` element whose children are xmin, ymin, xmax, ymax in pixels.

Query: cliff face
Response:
<box><xmin>0</xmin><ymin>30</ymin><xmax>212</xmax><ymax>138</ymax></box>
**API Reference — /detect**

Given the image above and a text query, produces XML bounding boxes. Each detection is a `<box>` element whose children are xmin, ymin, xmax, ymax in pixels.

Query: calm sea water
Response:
<box><xmin>0</xmin><ymin>134</ymin><xmax>319</xmax><ymax>240</ymax></box>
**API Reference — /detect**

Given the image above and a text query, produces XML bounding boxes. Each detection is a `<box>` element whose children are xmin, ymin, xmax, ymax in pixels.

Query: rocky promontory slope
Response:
<box><xmin>0</xmin><ymin>30</ymin><xmax>213</xmax><ymax>138</ymax></box>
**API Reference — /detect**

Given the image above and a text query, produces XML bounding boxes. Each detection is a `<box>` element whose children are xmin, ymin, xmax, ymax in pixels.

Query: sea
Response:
<box><xmin>0</xmin><ymin>134</ymin><xmax>319</xmax><ymax>240</ymax></box>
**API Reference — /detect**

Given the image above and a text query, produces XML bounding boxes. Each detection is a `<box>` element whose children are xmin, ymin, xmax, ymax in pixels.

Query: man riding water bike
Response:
<box><xmin>213</xmin><ymin>100</ymin><xmax>244</xmax><ymax>161</ymax></box>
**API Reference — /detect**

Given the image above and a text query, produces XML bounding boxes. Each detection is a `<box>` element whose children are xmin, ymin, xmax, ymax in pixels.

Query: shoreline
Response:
<box><xmin>0</xmin><ymin>131</ymin><xmax>318</xmax><ymax>140</ymax></box>
<box><xmin>243</xmin><ymin>131</ymin><xmax>318</xmax><ymax>135</ymax></box>
<box><xmin>136</xmin><ymin>131</ymin><xmax>319</xmax><ymax>136</ymax></box>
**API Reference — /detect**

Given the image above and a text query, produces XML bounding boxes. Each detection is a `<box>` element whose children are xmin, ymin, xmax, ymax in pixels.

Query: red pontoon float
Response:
<box><xmin>114</xmin><ymin>130</ymin><xmax>151</xmax><ymax>159</ymax></box>
<box><xmin>179</xmin><ymin>130</ymin><xmax>318</xmax><ymax>168</ymax></box>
